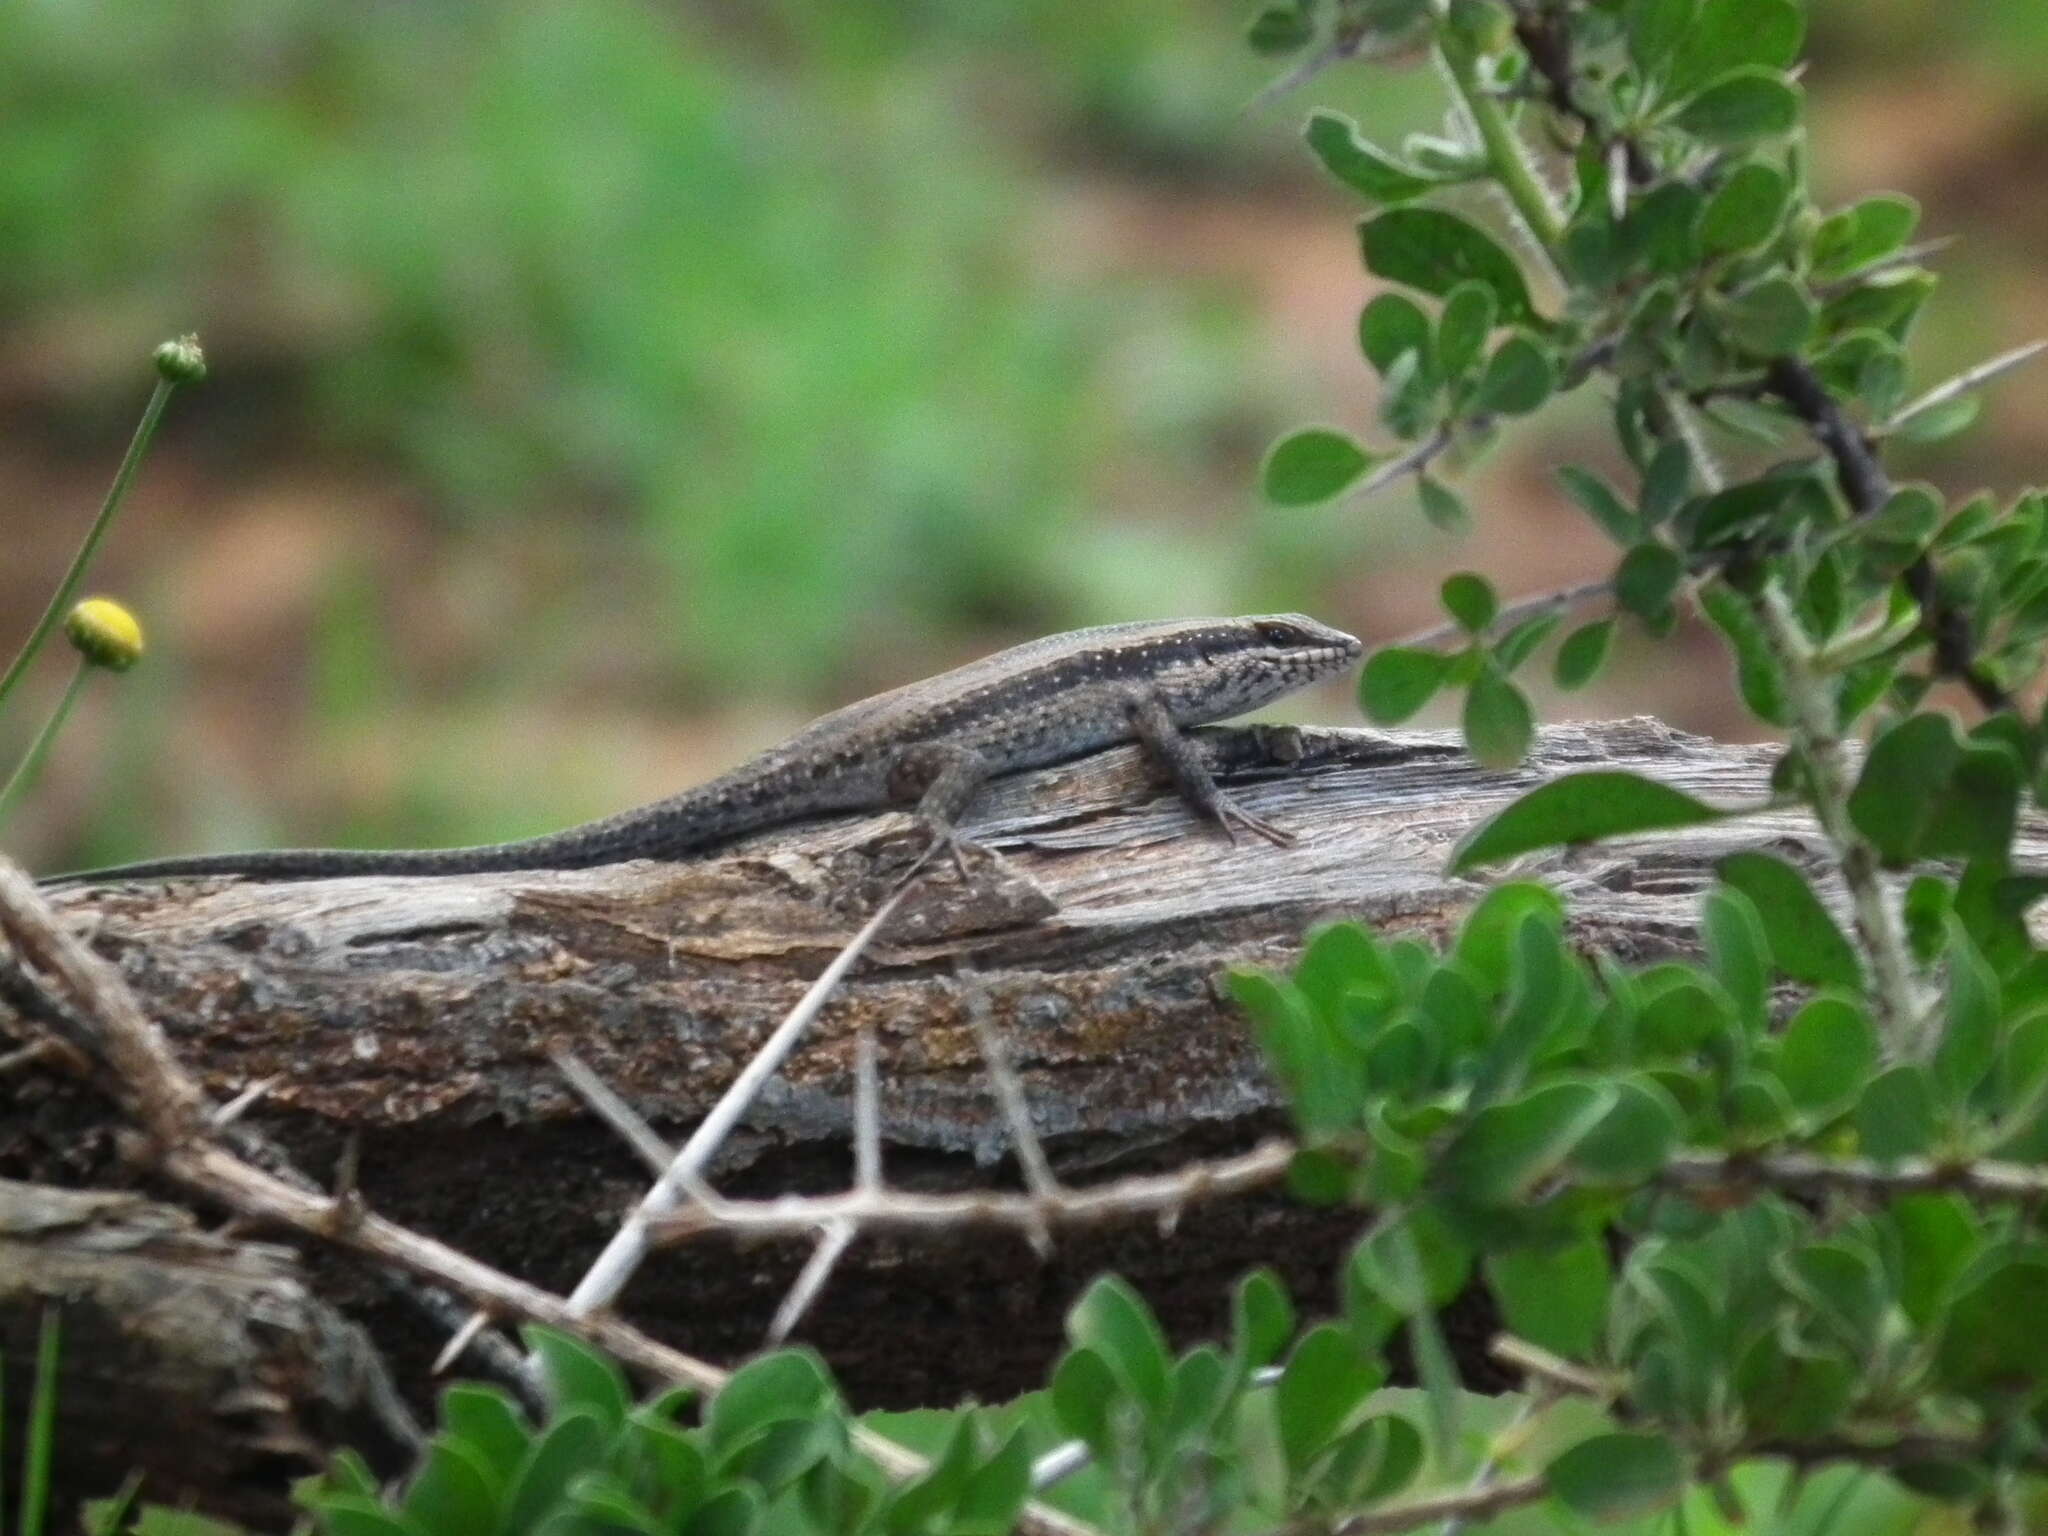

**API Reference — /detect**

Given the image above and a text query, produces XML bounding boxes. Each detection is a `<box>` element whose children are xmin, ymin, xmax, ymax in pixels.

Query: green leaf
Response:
<box><xmin>1614</xmin><ymin>542</ymin><xmax>1683</xmax><ymax>618</ymax></box>
<box><xmin>1048</xmin><ymin>1348</ymin><xmax>1117</xmax><ymax>1454</ymax></box>
<box><xmin>1822</xmin><ymin>267</ymin><xmax>1937</xmax><ymax>342</ymax></box>
<box><xmin>1454</xmin><ymin>882</ymin><xmax>1566</xmax><ymax>993</ymax></box>
<box><xmin>1626</xmin><ymin>0</ymin><xmax>1694</xmax><ymax>79</ymax></box>
<box><xmin>1938</xmin><ymin>1258</ymin><xmax>2048</xmax><ymax>1403</ymax></box>
<box><xmin>1698</xmin><ymin>584</ymin><xmax>1788</xmax><ymax>726</ymax></box>
<box><xmin>1713</xmin><ymin>275</ymin><xmax>1816</xmax><ymax>354</ymax></box>
<box><xmin>1472</xmin><ymin>334</ymin><xmax>1554</xmax><ymax>415</ymax></box>
<box><xmin>1848</xmin><ymin>712</ymin><xmax>1962</xmax><ymax>866</ymax></box>
<box><xmin>709</xmin><ymin>1350</ymin><xmax>834</xmax><ymax>1449</ymax></box>
<box><xmin>1735</xmin><ymin>1332</ymin><xmax>1855</xmax><ymax>1439</ymax></box>
<box><xmin>1717</xmin><ymin>853</ymin><xmax>1860</xmax><ymax>988</ymax></box>
<box><xmin>1856</xmin><ymin>1064</ymin><xmax>1938</xmax><ymax>1160</ymax></box>
<box><xmin>1360</xmin><ymin>208</ymin><xmax>1535</xmax><ymax>324</ymax></box>
<box><xmin>1673</xmin><ymin>67</ymin><xmax>1803</xmax><ymax>144</ymax></box>
<box><xmin>1247</xmin><ymin>3</ymin><xmax>1314</xmax><ymax>55</ymax></box>
<box><xmin>1697</xmin><ymin>161</ymin><xmax>1791</xmax><ymax>256</ymax></box>
<box><xmin>1439</xmin><ymin>1081</ymin><xmax>1618</xmax><ymax>1206</ymax></box>
<box><xmin>502</xmin><ymin>1410</ymin><xmax>608</xmax><ymax>1534</ymax></box>
<box><xmin>1487</xmin><ymin>1238</ymin><xmax>1611</xmax><ymax>1360</ymax></box>
<box><xmin>1688</xmin><ymin>473</ymin><xmax>1820</xmax><ymax>547</ymax></box>
<box><xmin>440</xmin><ymin>1384</ymin><xmax>533</xmax><ymax>1486</ymax></box>
<box><xmin>1812</xmin><ymin>194</ymin><xmax>1920</xmax><ymax>280</ymax></box>
<box><xmin>1358</xmin><ymin>292</ymin><xmax>1434</xmax><ymax>376</ymax></box>
<box><xmin>1494</xmin><ymin>611</ymin><xmax>1562</xmax><ymax>675</ymax></box>
<box><xmin>1462</xmin><ymin>667</ymin><xmax>1533</xmax><ymax>769</ymax></box>
<box><xmin>1771</xmin><ymin>997</ymin><xmax>1877</xmax><ymax>1117</ymax></box>
<box><xmin>1666</xmin><ymin>0</ymin><xmax>1805</xmax><ymax>96</ymax></box>
<box><xmin>1277</xmin><ymin>1324</ymin><xmax>1385</xmax><ymax>1471</ymax></box>
<box><xmin>1894</xmin><ymin>1194</ymin><xmax>1984</xmax><ymax>1327</ymax></box>
<box><xmin>954</xmin><ymin>1429</ymin><xmax>1031</xmax><ymax>1530</ymax></box>
<box><xmin>1233</xmin><ymin>1269</ymin><xmax>1296</xmax><ymax>1372</ymax></box>
<box><xmin>1378</xmin><ymin>346</ymin><xmax>1440</xmax><ymax>440</ymax></box>
<box><xmin>1437</xmin><ymin>281</ymin><xmax>1497</xmax><ymax>382</ymax></box>
<box><xmin>1416</xmin><ymin>473</ymin><xmax>1469</xmax><ymax>532</ymax></box>
<box><xmin>1935</xmin><ymin>920</ymin><xmax>2000</xmax><ymax>1104</ymax></box>
<box><xmin>1546</xmin><ymin>1432</ymin><xmax>1686</xmax><ymax>1523</ymax></box>
<box><xmin>1304</xmin><ymin>109</ymin><xmax>1435</xmax><ymax>203</ymax></box>
<box><xmin>1702</xmin><ymin>886</ymin><xmax>1769</xmax><ymax>1027</ymax></box>
<box><xmin>1554</xmin><ymin>618</ymin><xmax>1616</xmax><ymax>690</ymax></box>
<box><xmin>525</xmin><ymin>1327</ymin><xmax>630</xmax><ymax>1432</ymax></box>
<box><xmin>402</xmin><ymin>1439</ymin><xmax>498</xmax><ymax>1533</ymax></box>
<box><xmin>1568</xmin><ymin>1075</ymin><xmax>1682</xmax><ymax>1182</ymax></box>
<box><xmin>1452</xmin><ymin>771</ymin><xmax>1726</xmax><ymax>871</ymax></box>
<box><xmin>1264</xmin><ymin>428</ymin><xmax>1376</xmax><ymax>506</ymax></box>
<box><xmin>1640</xmin><ymin>438</ymin><xmax>1694</xmax><ymax>525</ymax></box>
<box><xmin>1359</xmin><ymin>646</ymin><xmax>1449</xmax><ymax>723</ymax></box>
<box><xmin>305</xmin><ymin>1497</ymin><xmax>425</xmax><ymax>1536</ymax></box>
<box><xmin>1556</xmin><ymin>466</ymin><xmax>1636</xmax><ymax>543</ymax></box>
<box><xmin>1921</xmin><ymin>736</ymin><xmax>2023</xmax><ymax>864</ymax></box>
<box><xmin>1442</xmin><ymin>572</ymin><xmax>1497</xmax><ymax>632</ymax></box>
<box><xmin>1067</xmin><ymin>1276</ymin><xmax>1170</xmax><ymax>1412</ymax></box>
<box><xmin>1621</xmin><ymin>184</ymin><xmax>1702</xmax><ymax>276</ymax></box>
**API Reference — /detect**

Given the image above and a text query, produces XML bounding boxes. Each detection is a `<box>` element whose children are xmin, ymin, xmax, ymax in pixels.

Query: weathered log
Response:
<box><xmin>2</xmin><ymin>721</ymin><xmax>1957</xmax><ymax>1430</ymax></box>
<box><xmin>0</xmin><ymin>1177</ymin><xmax>416</xmax><ymax>1527</ymax></box>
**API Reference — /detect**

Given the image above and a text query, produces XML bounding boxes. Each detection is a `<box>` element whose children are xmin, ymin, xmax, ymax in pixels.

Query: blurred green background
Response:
<box><xmin>4</xmin><ymin>0</ymin><xmax>2044</xmax><ymax>866</ymax></box>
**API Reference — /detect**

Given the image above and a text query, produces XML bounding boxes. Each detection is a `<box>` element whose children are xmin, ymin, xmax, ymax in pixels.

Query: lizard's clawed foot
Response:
<box><xmin>899</xmin><ymin>818</ymin><xmax>985</xmax><ymax>884</ymax></box>
<box><xmin>1210</xmin><ymin>793</ymin><xmax>1297</xmax><ymax>849</ymax></box>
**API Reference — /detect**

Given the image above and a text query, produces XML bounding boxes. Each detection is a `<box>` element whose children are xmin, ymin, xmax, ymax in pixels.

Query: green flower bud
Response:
<box><xmin>65</xmin><ymin>598</ymin><xmax>145</xmax><ymax>672</ymax></box>
<box><xmin>153</xmin><ymin>334</ymin><xmax>207</xmax><ymax>385</ymax></box>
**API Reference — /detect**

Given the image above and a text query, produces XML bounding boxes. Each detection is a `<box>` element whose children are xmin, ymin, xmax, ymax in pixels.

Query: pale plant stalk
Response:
<box><xmin>0</xmin><ymin>378</ymin><xmax>175</xmax><ymax>717</ymax></box>
<box><xmin>0</xmin><ymin>661</ymin><xmax>91</xmax><ymax>830</ymax></box>
<box><xmin>1751</xmin><ymin>584</ymin><xmax>1927</xmax><ymax>1050</ymax></box>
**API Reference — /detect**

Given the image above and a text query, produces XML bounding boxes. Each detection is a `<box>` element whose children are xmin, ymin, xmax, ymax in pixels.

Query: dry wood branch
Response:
<box><xmin>653</xmin><ymin>1138</ymin><xmax>1293</xmax><ymax>1243</ymax></box>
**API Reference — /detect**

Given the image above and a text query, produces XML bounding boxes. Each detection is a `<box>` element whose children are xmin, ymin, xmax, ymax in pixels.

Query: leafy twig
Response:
<box><xmin>1390</xmin><ymin>576</ymin><xmax>1612</xmax><ymax>654</ymax></box>
<box><xmin>1764</xmin><ymin>356</ymin><xmax>2012</xmax><ymax>713</ymax></box>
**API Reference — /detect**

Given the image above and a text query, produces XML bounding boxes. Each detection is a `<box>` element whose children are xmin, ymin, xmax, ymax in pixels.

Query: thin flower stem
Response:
<box><xmin>0</xmin><ymin>377</ymin><xmax>175</xmax><ymax>717</ymax></box>
<box><xmin>0</xmin><ymin>660</ymin><xmax>92</xmax><ymax>831</ymax></box>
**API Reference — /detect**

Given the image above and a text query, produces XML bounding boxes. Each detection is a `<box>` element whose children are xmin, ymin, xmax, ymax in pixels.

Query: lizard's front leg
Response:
<box><xmin>1124</xmin><ymin>692</ymin><xmax>1296</xmax><ymax>848</ymax></box>
<box><xmin>886</xmin><ymin>741</ymin><xmax>994</xmax><ymax>875</ymax></box>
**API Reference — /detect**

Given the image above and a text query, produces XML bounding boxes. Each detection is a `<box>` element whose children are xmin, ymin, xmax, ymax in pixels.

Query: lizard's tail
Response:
<box><xmin>36</xmin><ymin>815</ymin><xmax>699</xmax><ymax>887</ymax></box>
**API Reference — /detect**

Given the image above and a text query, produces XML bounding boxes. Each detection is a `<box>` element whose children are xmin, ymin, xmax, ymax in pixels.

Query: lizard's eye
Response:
<box><xmin>1254</xmin><ymin>620</ymin><xmax>1310</xmax><ymax>647</ymax></box>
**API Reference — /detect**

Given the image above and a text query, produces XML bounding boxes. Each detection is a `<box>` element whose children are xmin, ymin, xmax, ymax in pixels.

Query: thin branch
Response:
<box><xmin>1764</xmin><ymin>355</ymin><xmax>2012</xmax><ymax>713</ymax></box>
<box><xmin>553</xmin><ymin>1049</ymin><xmax>674</xmax><ymax>1176</ymax></box>
<box><xmin>1277</xmin><ymin>1472</ymin><xmax>1551</xmax><ymax>1535</ymax></box>
<box><xmin>1754</xmin><ymin>584</ymin><xmax>1929</xmax><ymax>1050</ymax></box>
<box><xmin>768</xmin><ymin>1219</ymin><xmax>857</xmax><ymax>1345</ymax></box>
<box><xmin>854</xmin><ymin>1027</ymin><xmax>882</xmax><ymax>1193</ymax></box>
<box><xmin>1879</xmin><ymin>339</ymin><xmax>2048</xmax><ymax>436</ymax></box>
<box><xmin>1663</xmin><ymin>1148</ymin><xmax>2048</xmax><ymax>1201</ymax></box>
<box><xmin>1353</xmin><ymin>426</ymin><xmax>1457</xmax><ymax>506</ymax></box>
<box><xmin>966</xmin><ymin>974</ymin><xmax>1059</xmax><ymax>1202</ymax></box>
<box><xmin>1391</xmin><ymin>576</ymin><xmax>1612</xmax><ymax>654</ymax></box>
<box><xmin>563</xmin><ymin>882</ymin><xmax>913</xmax><ymax>1319</ymax></box>
<box><xmin>652</xmin><ymin>1139</ymin><xmax>1295</xmax><ymax>1245</ymax></box>
<box><xmin>1487</xmin><ymin>1335</ymin><xmax>1614</xmax><ymax>1400</ymax></box>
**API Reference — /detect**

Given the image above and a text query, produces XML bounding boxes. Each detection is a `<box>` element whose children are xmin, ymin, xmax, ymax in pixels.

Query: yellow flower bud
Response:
<box><xmin>65</xmin><ymin>598</ymin><xmax>145</xmax><ymax>672</ymax></box>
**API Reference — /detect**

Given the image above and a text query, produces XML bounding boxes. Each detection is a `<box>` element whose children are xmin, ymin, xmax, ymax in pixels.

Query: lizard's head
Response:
<box><xmin>1151</xmin><ymin>613</ymin><xmax>1363</xmax><ymax>722</ymax></box>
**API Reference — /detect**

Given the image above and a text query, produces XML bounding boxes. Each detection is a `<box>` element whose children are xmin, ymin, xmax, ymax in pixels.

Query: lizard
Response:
<box><xmin>44</xmin><ymin>614</ymin><xmax>1361</xmax><ymax>885</ymax></box>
